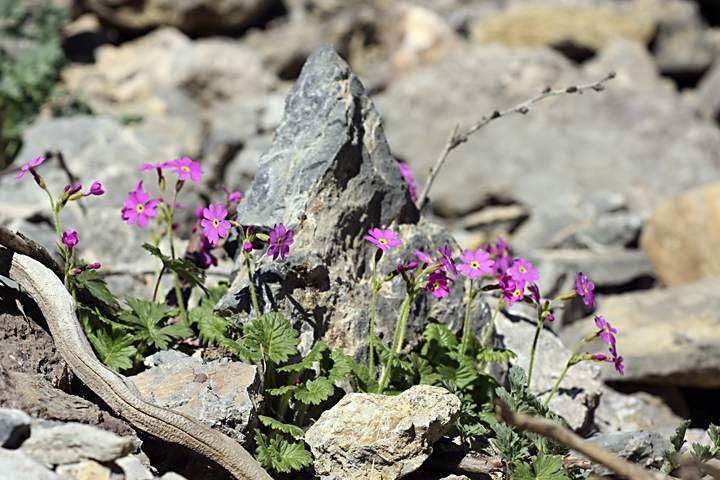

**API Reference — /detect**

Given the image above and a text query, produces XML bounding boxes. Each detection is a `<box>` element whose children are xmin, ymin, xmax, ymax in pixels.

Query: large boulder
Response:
<box><xmin>216</xmin><ymin>44</ymin><xmax>489</xmax><ymax>362</ymax></box>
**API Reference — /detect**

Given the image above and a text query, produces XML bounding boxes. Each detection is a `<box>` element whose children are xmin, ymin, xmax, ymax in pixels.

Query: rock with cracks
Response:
<box><xmin>304</xmin><ymin>385</ymin><xmax>461</xmax><ymax>480</ymax></box>
<box><xmin>216</xmin><ymin>44</ymin><xmax>489</xmax><ymax>362</ymax></box>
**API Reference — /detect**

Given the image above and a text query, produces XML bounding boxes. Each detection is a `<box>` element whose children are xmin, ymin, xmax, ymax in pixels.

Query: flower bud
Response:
<box><xmin>243</xmin><ymin>242</ymin><xmax>253</xmax><ymax>253</ymax></box>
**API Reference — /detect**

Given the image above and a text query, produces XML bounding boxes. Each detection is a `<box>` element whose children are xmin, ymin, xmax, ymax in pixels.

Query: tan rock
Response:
<box><xmin>640</xmin><ymin>182</ymin><xmax>720</xmax><ymax>287</ymax></box>
<box><xmin>304</xmin><ymin>385</ymin><xmax>461</xmax><ymax>480</ymax></box>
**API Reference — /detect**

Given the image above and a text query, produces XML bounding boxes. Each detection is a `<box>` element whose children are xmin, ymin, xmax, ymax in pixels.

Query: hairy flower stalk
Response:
<box><xmin>460</xmin><ymin>279</ymin><xmax>478</xmax><ymax>356</ymax></box>
<box><xmin>378</xmin><ymin>293</ymin><xmax>413</xmax><ymax>392</ymax></box>
<box><xmin>368</xmin><ymin>248</ymin><xmax>382</xmax><ymax>377</ymax></box>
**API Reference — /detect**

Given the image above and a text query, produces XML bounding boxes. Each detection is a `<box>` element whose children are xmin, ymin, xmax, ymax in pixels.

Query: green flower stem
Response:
<box><xmin>378</xmin><ymin>294</ymin><xmax>412</xmax><ymax>392</ymax></box>
<box><xmin>369</xmin><ymin>257</ymin><xmax>380</xmax><ymax>377</ymax></box>
<box><xmin>245</xmin><ymin>250</ymin><xmax>261</xmax><ymax>320</ymax></box>
<box><xmin>166</xmin><ymin>189</ymin><xmax>188</xmax><ymax>326</ymax></box>
<box><xmin>481</xmin><ymin>299</ymin><xmax>503</xmax><ymax>347</ymax></box>
<box><xmin>526</xmin><ymin>319</ymin><xmax>544</xmax><ymax>389</ymax></box>
<box><xmin>544</xmin><ymin>339</ymin><xmax>585</xmax><ymax>407</ymax></box>
<box><xmin>276</xmin><ymin>372</ymin><xmax>300</xmax><ymax>421</ymax></box>
<box><xmin>460</xmin><ymin>279</ymin><xmax>478</xmax><ymax>356</ymax></box>
<box><xmin>294</xmin><ymin>400</ymin><xmax>309</xmax><ymax>428</ymax></box>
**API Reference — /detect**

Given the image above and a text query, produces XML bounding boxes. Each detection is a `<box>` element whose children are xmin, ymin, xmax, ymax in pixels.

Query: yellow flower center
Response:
<box><xmin>471</xmin><ymin>261</ymin><xmax>479</xmax><ymax>269</ymax></box>
<box><xmin>136</xmin><ymin>204</ymin><xmax>144</xmax><ymax>213</ymax></box>
<box><xmin>513</xmin><ymin>289</ymin><xmax>522</xmax><ymax>297</ymax></box>
<box><xmin>583</xmin><ymin>286</ymin><xmax>588</xmax><ymax>293</ymax></box>
<box><xmin>277</xmin><ymin>238</ymin><xmax>283</xmax><ymax>246</ymax></box>
<box><xmin>379</xmin><ymin>239</ymin><xmax>387</xmax><ymax>245</ymax></box>
<box><xmin>433</xmin><ymin>283</ymin><xmax>440</xmax><ymax>291</ymax></box>
<box><xmin>213</xmin><ymin>219</ymin><xmax>219</xmax><ymax>227</ymax></box>
<box><xmin>425</xmin><ymin>257</ymin><xmax>433</xmax><ymax>263</ymax></box>
<box><xmin>519</xmin><ymin>267</ymin><xmax>527</xmax><ymax>274</ymax></box>
<box><xmin>181</xmin><ymin>166</ymin><xmax>190</xmax><ymax>172</ymax></box>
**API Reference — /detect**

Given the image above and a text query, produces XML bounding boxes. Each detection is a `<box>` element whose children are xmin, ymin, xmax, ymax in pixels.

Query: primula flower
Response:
<box><xmin>575</xmin><ymin>272</ymin><xmax>596</xmax><ymax>308</ymax></box>
<box><xmin>85</xmin><ymin>182</ymin><xmax>104</xmax><ymax>196</ymax></box>
<box><xmin>458</xmin><ymin>248</ymin><xmax>494</xmax><ymax>279</ymax></box>
<box><xmin>413</xmin><ymin>250</ymin><xmax>436</xmax><ymax>265</ymax></box>
<box><xmin>438</xmin><ymin>244</ymin><xmax>458</xmax><ymax>277</ymax></box>
<box><xmin>500</xmin><ymin>275</ymin><xmax>524</xmax><ymax>306</ymax></box>
<box><xmin>16</xmin><ymin>157</ymin><xmax>46</xmax><ymax>180</ymax></box>
<box><xmin>397</xmin><ymin>161</ymin><xmax>418</xmax><ymax>202</ymax></box>
<box><xmin>268</xmin><ymin>223</ymin><xmax>294</xmax><ymax>260</ymax></box>
<box><xmin>62</xmin><ymin>230</ymin><xmax>78</xmax><ymax>248</ymax></box>
<box><xmin>426</xmin><ymin>271</ymin><xmax>451</xmax><ymax>298</ymax></box>
<box><xmin>494</xmin><ymin>237</ymin><xmax>514</xmax><ymax>274</ymax></box>
<box><xmin>396</xmin><ymin>261</ymin><xmax>419</xmax><ymax>275</ymax></box>
<box><xmin>122</xmin><ymin>181</ymin><xmax>158</xmax><ymax>229</ymax></box>
<box><xmin>595</xmin><ymin>316</ymin><xmax>617</xmax><ymax>348</ymax></box>
<box><xmin>528</xmin><ymin>284</ymin><xmax>541</xmax><ymax>304</ymax></box>
<box><xmin>223</xmin><ymin>185</ymin><xmax>242</xmax><ymax>203</ymax></box>
<box><xmin>364</xmin><ymin>228</ymin><xmax>401</xmax><ymax>252</ymax></box>
<box><xmin>167</xmin><ymin>157</ymin><xmax>204</xmax><ymax>182</ymax></box>
<box><xmin>201</xmin><ymin>203</ymin><xmax>231</xmax><ymax>246</ymax></box>
<box><xmin>197</xmin><ymin>235</ymin><xmax>219</xmax><ymax>268</ymax></box>
<box><xmin>508</xmin><ymin>258</ymin><xmax>540</xmax><ymax>284</ymax></box>
<box><xmin>243</xmin><ymin>242</ymin><xmax>253</xmax><ymax>253</ymax></box>
<box><xmin>613</xmin><ymin>353</ymin><xmax>625</xmax><ymax>376</ymax></box>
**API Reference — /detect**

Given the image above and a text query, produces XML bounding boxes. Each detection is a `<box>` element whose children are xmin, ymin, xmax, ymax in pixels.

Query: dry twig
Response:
<box><xmin>495</xmin><ymin>400</ymin><xmax>665</xmax><ymax>480</ymax></box>
<box><xmin>415</xmin><ymin>72</ymin><xmax>616</xmax><ymax>211</ymax></box>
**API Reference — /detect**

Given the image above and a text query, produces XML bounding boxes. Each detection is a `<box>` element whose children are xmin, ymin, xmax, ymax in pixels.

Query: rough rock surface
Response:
<box><xmin>304</xmin><ymin>385</ymin><xmax>461</xmax><ymax>480</ymax></box>
<box><xmin>560</xmin><ymin>275</ymin><xmax>720</xmax><ymax>387</ymax></box>
<box><xmin>574</xmin><ymin>431</ymin><xmax>671</xmax><ymax>476</ymax></box>
<box><xmin>20</xmin><ymin>422</ymin><xmax>135</xmax><ymax>468</ymax></box>
<box><xmin>374</xmin><ymin>39</ymin><xmax>720</xmax><ymax>253</ymax></box>
<box><xmin>640</xmin><ymin>182</ymin><xmax>720</xmax><ymax>287</ymax></box>
<box><xmin>0</xmin><ymin>408</ymin><xmax>31</xmax><ymax>449</ymax></box>
<box><xmin>0</xmin><ymin>448</ymin><xmax>62</xmax><ymax>480</ymax></box>
<box><xmin>129</xmin><ymin>350</ymin><xmax>261</xmax><ymax>444</ymax></box>
<box><xmin>216</xmin><ymin>44</ymin><xmax>489</xmax><ymax>362</ymax></box>
<box><xmin>82</xmin><ymin>0</ymin><xmax>279</xmax><ymax>36</ymax></box>
<box><xmin>494</xmin><ymin>306</ymin><xmax>602</xmax><ymax>435</ymax></box>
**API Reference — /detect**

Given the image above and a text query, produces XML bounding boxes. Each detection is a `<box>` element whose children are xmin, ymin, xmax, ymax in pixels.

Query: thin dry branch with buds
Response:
<box><xmin>415</xmin><ymin>71</ymin><xmax>617</xmax><ymax>211</ymax></box>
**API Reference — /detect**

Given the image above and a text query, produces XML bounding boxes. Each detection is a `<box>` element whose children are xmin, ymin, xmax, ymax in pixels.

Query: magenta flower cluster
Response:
<box><xmin>594</xmin><ymin>316</ymin><xmax>624</xmax><ymax>375</ymax></box>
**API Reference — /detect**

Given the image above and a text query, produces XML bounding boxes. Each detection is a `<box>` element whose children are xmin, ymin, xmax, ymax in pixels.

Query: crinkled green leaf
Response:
<box><xmin>327</xmin><ymin>349</ymin><xmax>356</xmax><ymax>383</ymax></box>
<box><xmin>119</xmin><ymin>297</ymin><xmax>189</xmax><ymax>349</ymax></box>
<box><xmin>352</xmin><ymin>363</ymin><xmax>380</xmax><ymax>394</ymax></box>
<box><xmin>72</xmin><ymin>268</ymin><xmax>118</xmax><ymax>307</ymax></box>
<box><xmin>278</xmin><ymin>341</ymin><xmax>328</xmax><ymax>373</ymax></box>
<box><xmin>258</xmin><ymin>415</ymin><xmax>304</xmax><ymax>439</ymax></box>
<box><xmin>192</xmin><ymin>306</ymin><xmax>230</xmax><ymax>345</ymax></box>
<box><xmin>514</xmin><ymin>453</ymin><xmax>568</xmax><ymax>480</ymax></box>
<box><xmin>294</xmin><ymin>377</ymin><xmax>334</xmax><ymax>405</ymax></box>
<box><xmin>476</xmin><ymin>347</ymin><xmax>517</xmax><ymax>366</ymax></box>
<box><xmin>142</xmin><ymin>243</ymin><xmax>207</xmax><ymax>293</ymax></box>
<box><xmin>422</xmin><ymin>321</ymin><xmax>458</xmax><ymax>351</ymax></box>
<box><xmin>87</xmin><ymin>328</ymin><xmax>136</xmax><ymax>372</ymax></box>
<box><xmin>242</xmin><ymin>312</ymin><xmax>300</xmax><ymax>364</ymax></box>
<box><xmin>253</xmin><ymin>430</ymin><xmax>312</xmax><ymax>473</ymax></box>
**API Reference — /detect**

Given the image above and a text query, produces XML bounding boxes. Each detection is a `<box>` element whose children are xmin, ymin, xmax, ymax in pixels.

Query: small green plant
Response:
<box><xmin>0</xmin><ymin>0</ymin><xmax>71</xmax><ymax>167</ymax></box>
<box><xmin>658</xmin><ymin>420</ymin><xmax>720</xmax><ymax>475</ymax></box>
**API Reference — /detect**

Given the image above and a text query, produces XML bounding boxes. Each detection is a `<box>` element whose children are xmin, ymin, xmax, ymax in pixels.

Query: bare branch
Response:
<box><xmin>495</xmin><ymin>400</ymin><xmax>665</xmax><ymax>480</ymax></box>
<box><xmin>415</xmin><ymin>72</ymin><xmax>616</xmax><ymax>211</ymax></box>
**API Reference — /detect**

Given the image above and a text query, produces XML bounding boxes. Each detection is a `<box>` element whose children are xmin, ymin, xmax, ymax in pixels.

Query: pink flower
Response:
<box><xmin>595</xmin><ymin>316</ymin><xmax>617</xmax><ymax>348</ymax></box>
<box><xmin>426</xmin><ymin>271</ymin><xmax>451</xmax><ymax>298</ymax></box>
<box><xmin>91</xmin><ymin>262</ymin><xmax>101</xmax><ymax>269</ymax></box>
<box><xmin>201</xmin><ymin>203</ymin><xmax>231</xmax><ymax>245</ymax></box>
<box><xmin>16</xmin><ymin>157</ymin><xmax>46</xmax><ymax>180</ymax></box>
<box><xmin>364</xmin><ymin>228</ymin><xmax>402</xmax><ymax>252</ymax></box>
<box><xmin>613</xmin><ymin>354</ymin><xmax>625</xmax><ymax>376</ymax></box>
<box><xmin>500</xmin><ymin>274</ymin><xmax>524</xmax><ymax>306</ymax></box>
<box><xmin>458</xmin><ymin>248</ymin><xmax>494</xmax><ymax>279</ymax></box>
<box><xmin>167</xmin><ymin>157</ymin><xmax>204</xmax><ymax>182</ymax></box>
<box><xmin>139</xmin><ymin>162</ymin><xmax>169</xmax><ymax>171</ymax></box>
<box><xmin>197</xmin><ymin>235</ymin><xmax>219</xmax><ymax>268</ymax></box>
<box><xmin>396</xmin><ymin>261</ymin><xmax>418</xmax><ymax>275</ymax></box>
<box><xmin>83</xmin><ymin>181</ymin><xmax>104</xmax><ymax>196</ymax></box>
<box><xmin>223</xmin><ymin>185</ymin><xmax>242</xmax><ymax>203</ymax></box>
<box><xmin>575</xmin><ymin>272</ymin><xmax>595</xmax><ymax>308</ymax></box>
<box><xmin>528</xmin><ymin>284</ymin><xmax>541</xmax><ymax>305</ymax></box>
<box><xmin>413</xmin><ymin>250</ymin><xmax>436</xmax><ymax>265</ymax></box>
<box><xmin>397</xmin><ymin>161</ymin><xmax>418</xmax><ymax>202</ymax></box>
<box><xmin>438</xmin><ymin>244</ymin><xmax>458</xmax><ymax>277</ymax></box>
<box><xmin>508</xmin><ymin>258</ymin><xmax>539</xmax><ymax>284</ymax></box>
<box><xmin>493</xmin><ymin>237</ymin><xmax>513</xmax><ymax>274</ymax></box>
<box><xmin>62</xmin><ymin>230</ymin><xmax>78</xmax><ymax>248</ymax></box>
<box><xmin>122</xmin><ymin>181</ymin><xmax>158</xmax><ymax>229</ymax></box>
<box><xmin>268</xmin><ymin>223</ymin><xmax>294</xmax><ymax>261</ymax></box>
<box><xmin>243</xmin><ymin>242</ymin><xmax>253</xmax><ymax>253</ymax></box>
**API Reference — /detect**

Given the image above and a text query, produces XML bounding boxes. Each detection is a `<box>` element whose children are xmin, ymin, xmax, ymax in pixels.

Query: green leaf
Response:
<box><xmin>327</xmin><ymin>349</ymin><xmax>356</xmax><ymax>383</ymax></box>
<box><xmin>87</xmin><ymin>328</ymin><xmax>137</xmax><ymax>372</ymax></box>
<box><xmin>294</xmin><ymin>377</ymin><xmax>335</xmax><ymax>405</ymax></box>
<box><xmin>242</xmin><ymin>312</ymin><xmax>300</xmax><ymax>364</ymax></box>
<box><xmin>267</xmin><ymin>385</ymin><xmax>299</xmax><ymax>397</ymax></box>
<box><xmin>72</xmin><ymin>268</ymin><xmax>118</xmax><ymax>307</ymax></box>
<box><xmin>492</xmin><ymin>423</ymin><xmax>531</xmax><ymax>467</ymax></box>
<box><xmin>142</xmin><ymin>243</ymin><xmax>208</xmax><ymax>293</ymax></box>
<box><xmin>253</xmin><ymin>430</ymin><xmax>312</xmax><ymax>473</ymax></box>
<box><xmin>514</xmin><ymin>453</ymin><xmax>568</xmax><ymax>480</ymax></box>
<box><xmin>476</xmin><ymin>347</ymin><xmax>517</xmax><ymax>366</ymax></box>
<box><xmin>193</xmin><ymin>306</ymin><xmax>231</xmax><ymax>345</ymax></box>
<box><xmin>119</xmin><ymin>297</ymin><xmax>190</xmax><ymax>350</ymax></box>
<box><xmin>422</xmin><ymin>321</ymin><xmax>458</xmax><ymax>351</ymax></box>
<box><xmin>278</xmin><ymin>341</ymin><xmax>329</xmax><ymax>374</ymax></box>
<box><xmin>258</xmin><ymin>415</ymin><xmax>304</xmax><ymax>439</ymax></box>
<box><xmin>351</xmin><ymin>363</ymin><xmax>380</xmax><ymax>394</ymax></box>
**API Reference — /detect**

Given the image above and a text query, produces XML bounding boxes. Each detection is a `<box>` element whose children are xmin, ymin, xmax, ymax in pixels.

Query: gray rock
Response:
<box><xmin>651</xmin><ymin>0</ymin><xmax>712</xmax><ymax>76</ymax></box>
<box><xmin>129</xmin><ymin>351</ymin><xmax>261</xmax><ymax>444</ymax></box>
<box><xmin>494</xmin><ymin>305</ymin><xmax>602</xmax><ymax>435</ymax></box>
<box><xmin>0</xmin><ymin>408</ymin><xmax>31</xmax><ymax>449</ymax></box>
<box><xmin>374</xmin><ymin>39</ymin><xmax>720</xmax><ymax>252</ymax></box>
<box><xmin>0</xmin><ymin>447</ymin><xmax>62</xmax><ymax>480</ymax></box>
<box><xmin>305</xmin><ymin>385</ymin><xmax>461</xmax><ymax>480</ymax></box>
<box><xmin>594</xmin><ymin>386</ymin><xmax>684</xmax><ymax>435</ymax></box>
<box><xmin>114</xmin><ymin>455</ymin><xmax>154</xmax><ymax>480</ymax></box>
<box><xmin>55</xmin><ymin>460</ymin><xmax>114</xmax><ymax>479</ymax></box>
<box><xmin>217</xmin><ymin>44</ymin><xmax>489</xmax><ymax>363</ymax></box>
<box><xmin>560</xmin><ymin>275</ymin><xmax>720</xmax><ymax>387</ymax></box>
<box><xmin>574</xmin><ymin>430</ymin><xmax>670</xmax><ymax>476</ymax></box>
<box><xmin>20</xmin><ymin>423</ymin><xmax>135</xmax><ymax>468</ymax></box>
